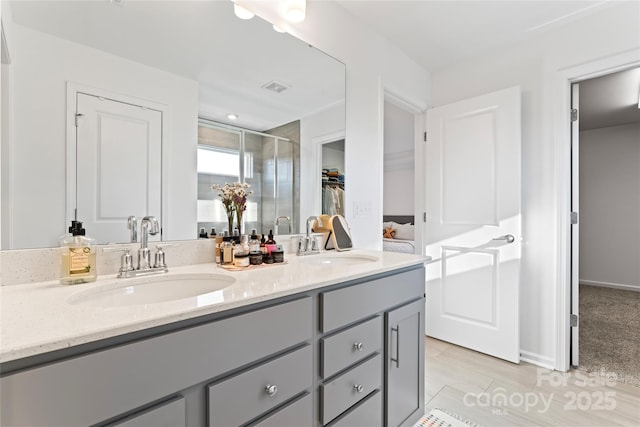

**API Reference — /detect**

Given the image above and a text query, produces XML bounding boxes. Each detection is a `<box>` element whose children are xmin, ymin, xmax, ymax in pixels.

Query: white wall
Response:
<box><xmin>5</xmin><ymin>24</ymin><xmax>198</xmax><ymax>248</ymax></box>
<box><xmin>430</xmin><ymin>2</ymin><xmax>640</xmax><ymax>368</ymax></box>
<box><xmin>242</xmin><ymin>1</ymin><xmax>430</xmax><ymax>249</ymax></box>
<box><xmin>322</xmin><ymin>141</ymin><xmax>345</xmax><ymax>172</ymax></box>
<box><xmin>579</xmin><ymin>123</ymin><xmax>640</xmax><ymax>291</ymax></box>
<box><xmin>384</xmin><ymin>101</ymin><xmax>414</xmax><ymax>216</ymax></box>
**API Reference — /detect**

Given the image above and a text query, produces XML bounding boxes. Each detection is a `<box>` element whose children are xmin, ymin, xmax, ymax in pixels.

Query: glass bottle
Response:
<box><xmin>221</xmin><ymin>235</ymin><xmax>234</xmax><ymax>265</ymax></box>
<box><xmin>249</xmin><ymin>229</ymin><xmax>260</xmax><ymax>253</ymax></box>
<box><xmin>265</xmin><ymin>229</ymin><xmax>277</xmax><ymax>254</ymax></box>
<box><xmin>60</xmin><ymin>220</ymin><xmax>97</xmax><ymax>285</ymax></box>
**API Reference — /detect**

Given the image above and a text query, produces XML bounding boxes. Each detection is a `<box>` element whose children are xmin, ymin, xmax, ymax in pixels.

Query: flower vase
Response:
<box><xmin>226</xmin><ymin>213</ymin><xmax>234</xmax><ymax>235</ymax></box>
<box><xmin>235</xmin><ymin>212</ymin><xmax>243</xmax><ymax>236</ymax></box>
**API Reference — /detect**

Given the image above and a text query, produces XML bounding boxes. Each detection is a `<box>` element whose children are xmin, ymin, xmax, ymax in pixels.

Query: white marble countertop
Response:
<box><xmin>0</xmin><ymin>250</ymin><xmax>427</xmax><ymax>364</ymax></box>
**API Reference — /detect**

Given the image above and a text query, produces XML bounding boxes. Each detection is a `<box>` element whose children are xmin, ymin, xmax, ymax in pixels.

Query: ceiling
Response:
<box><xmin>579</xmin><ymin>67</ymin><xmax>640</xmax><ymax>131</ymax></box>
<box><xmin>8</xmin><ymin>1</ymin><xmax>639</xmax><ymax>131</ymax></box>
<box><xmin>334</xmin><ymin>0</ymin><xmax>640</xmax><ymax>129</ymax></box>
<box><xmin>333</xmin><ymin>0</ymin><xmax>617</xmax><ymax>72</ymax></box>
<box><xmin>8</xmin><ymin>1</ymin><xmax>345</xmax><ymax>132</ymax></box>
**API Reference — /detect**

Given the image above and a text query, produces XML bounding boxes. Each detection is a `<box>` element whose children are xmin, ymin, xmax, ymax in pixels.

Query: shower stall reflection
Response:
<box><xmin>197</xmin><ymin>120</ymin><xmax>299</xmax><ymax>237</ymax></box>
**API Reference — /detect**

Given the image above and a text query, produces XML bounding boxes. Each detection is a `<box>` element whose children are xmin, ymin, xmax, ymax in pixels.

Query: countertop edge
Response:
<box><xmin>1</xmin><ymin>251</ymin><xmax>428</xmax><ymax>365</ymax></box>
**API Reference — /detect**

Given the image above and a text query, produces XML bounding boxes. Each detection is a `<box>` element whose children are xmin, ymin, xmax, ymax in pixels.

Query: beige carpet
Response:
<box><xmin>578</xmin><ymin>284</ymin><xmax>640</xmax><ymax>387</ymax></box>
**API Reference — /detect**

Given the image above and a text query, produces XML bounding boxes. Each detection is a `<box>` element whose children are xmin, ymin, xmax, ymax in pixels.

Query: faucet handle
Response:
<box><xmin>154</xmin><ymin>248</ymin><xmax>166</xmax><ymax>269</ymax></box>
<box><xmin>153</xmin><ymin>243</ymin><xmax>177</xmax><ymax>269</ymax></box>
<box><xmin>102</xmin><ymin>247</ymin><xmax>135</xmax><ymax>274</ymax></box>
<box><xmin>120</xmin><ymin>249</ymin><xmax>134</xmax><ymax>272</ymax></box>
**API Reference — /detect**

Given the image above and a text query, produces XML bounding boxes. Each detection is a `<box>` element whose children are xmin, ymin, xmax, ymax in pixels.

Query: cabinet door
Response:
<box><xmin>386</xmin><ymin>298</ymin><xmax>425</xmax><ymax>427</ymax></box>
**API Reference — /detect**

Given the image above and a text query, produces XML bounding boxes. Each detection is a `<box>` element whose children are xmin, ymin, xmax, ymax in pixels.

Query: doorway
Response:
<box><xmin>379</xmin><ymin>89</ymin><xmax>425</xmax><ymax>255</ymax></box>
<box><xmin>321</xmin><ymin>140</ymin><xmax>345</xmax><ymax>216</ymax></box>
<box><xmin>570</xmin><ymin>67</ymin><xmax>640</xmax><ymax>385</ymax></box>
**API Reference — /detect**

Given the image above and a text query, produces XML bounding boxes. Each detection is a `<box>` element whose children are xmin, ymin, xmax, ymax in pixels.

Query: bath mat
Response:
<box><xmin>414</xmin><ymin>408</ymin><xmax>480</xmax><ymax>427</ymax></box>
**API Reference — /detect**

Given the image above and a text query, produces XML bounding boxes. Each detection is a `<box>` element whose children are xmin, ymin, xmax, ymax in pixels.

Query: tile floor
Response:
<box><xmin>424</xmin><ymin>337</ymin><xmax>640</xmax><ymax>426</ymax></box>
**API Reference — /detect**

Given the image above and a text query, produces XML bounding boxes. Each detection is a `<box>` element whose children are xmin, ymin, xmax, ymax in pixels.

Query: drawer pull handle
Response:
<box><xmin>391</xmin><ymin>326</ymin><xmax>400</xmax><ymax>368</ymax></box>
<box><xmin>353</xmin><ymin>384</ymin><xmax>364</xmax><ymax>393</ymax></box>
<box><xmin>265</xmin><ymin>384</ymin><xmax>278</xmax><ymax>397</ymax></box>
<box><xmin>353</xmin><ymin>342</ymin><xmax>364</xmax><ymax>351</ymax></box>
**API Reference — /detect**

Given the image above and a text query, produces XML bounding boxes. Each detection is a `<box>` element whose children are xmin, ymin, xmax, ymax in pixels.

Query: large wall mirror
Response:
<box><xmin>1</xmin><ymin>0</ymin><xmax>345</xmax><ymax>249</ymax></box>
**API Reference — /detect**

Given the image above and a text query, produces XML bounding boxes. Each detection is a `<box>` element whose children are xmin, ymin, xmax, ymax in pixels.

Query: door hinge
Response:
<box><xmin>570</xmin><ymin>314</ymin><xmax>578</xmax><ymax>327</ymax></box>
<box><xmin>570</xmin><ymin>211</ymin><xmax>578</xmax><ymax>225</ymax></box>
<box><xmin>423</xmin><ymin>212</ymin><xmax>427</xmax><ymax>222</ymax></box>
<box><xmin>571</xmin><ymin>109</ymin><xmax>578</xmax><ymax>122</ymax></box>
<box><xmin>74</xmin><ymin>113</ymin><xmax>84</xmax><ymax>127</ymax></box>
<box><xmin>423</xmin><ymin>131</ymin><xmax>427</xmax><ymax>142</ymax></box>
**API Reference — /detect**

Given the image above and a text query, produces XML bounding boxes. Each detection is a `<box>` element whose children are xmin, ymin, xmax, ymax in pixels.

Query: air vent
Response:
<box><xmin>262</xmin><ymin>80</ymin><xmax>290</xmax><ymax>93</ymax></box>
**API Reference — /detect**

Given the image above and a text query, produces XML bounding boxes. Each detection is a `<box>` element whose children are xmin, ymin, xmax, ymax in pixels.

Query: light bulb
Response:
<box><xmin>233</xmin><ymin>3</ymin><xmax>255</xmax><ymax>20</ymax></box>
<box><xmin>285</xmin><ymin>0</ymin><xmax>306</xmax><ymax>22</ymax></box>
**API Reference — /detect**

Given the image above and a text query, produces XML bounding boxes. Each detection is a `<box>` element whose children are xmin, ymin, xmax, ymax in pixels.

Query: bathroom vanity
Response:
<box><xmin>0</xmin><ymin>250</ymin><xmax>426</xmax><ymax>427</ymax></box>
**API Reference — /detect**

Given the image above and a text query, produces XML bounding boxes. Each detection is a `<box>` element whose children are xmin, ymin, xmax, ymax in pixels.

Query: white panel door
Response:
<box><xmin>425</xmin><ymin>87</ymin><xmax>521</xmax><ymax>363</ymax></box>
<box><xmin>75</xmin><ymin>93</ymin><xmax>162</xmax><ymax>244</ymax></box>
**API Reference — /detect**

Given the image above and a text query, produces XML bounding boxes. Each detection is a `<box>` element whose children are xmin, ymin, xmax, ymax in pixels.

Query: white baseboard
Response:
<box><xmin>520</xmin><ymin>350</ymin><xmax>556</xmax><ymax>370</ymax></box>
<box><xmin>579</xmin><ymin>279</ymin><xmax>640</xmax><ymax>292</ymax></box>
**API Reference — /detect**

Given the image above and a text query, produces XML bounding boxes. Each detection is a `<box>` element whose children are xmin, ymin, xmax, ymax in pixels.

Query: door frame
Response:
<box><xmin>554</xmin><ymin>49</ymin><xmax>640</xmax><ymax>372</ymax></box>
<box><xmin>65</xmin><ymin>82</ymin><xmax>169</xmax><ymax>234</ymax></box>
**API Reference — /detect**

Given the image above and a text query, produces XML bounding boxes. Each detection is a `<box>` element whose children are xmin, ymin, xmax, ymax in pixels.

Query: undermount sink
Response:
<box><xmin>68</xmin><ymin>273</ymin><xmax>235</xmax><ymax>308</ymax></box>
<box><xmin>298</xmin><ymin>254</ymin><xmax>378</xmax><ymax>266</ymax></box>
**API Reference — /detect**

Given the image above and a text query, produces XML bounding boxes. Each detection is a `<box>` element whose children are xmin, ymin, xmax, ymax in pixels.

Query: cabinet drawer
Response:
<box><xmin>208</xmin><ymin>345</ymin><xmax>312</xmax><ymax>427</ymax></box>
<box><xmin>106</xmin><ymin>396</ymin><xmax>185</xmax><ymax>427</ymax></box>
<box><xmin>321</xmin><ymin>316</ymin><xmax>382</xmax><ymax>379</ymax></box>
<box><xmin>250</xmin><ymin>392</ymin><xmax>312</xmax><ymax>427</ymax></box>
<box><xmin>320</xmin><ymin>354</ymin><xmax>382</xmax><ymax>425</ymax></box>
<box><xmin>327</xmin><ymin>389</ymin><xmax>382</xmax><ymax>427</ymax></box>
<box><xmin>320</xmin><ymin>267</ymin><xmax>424</xmax><ymax>332</ymax></box>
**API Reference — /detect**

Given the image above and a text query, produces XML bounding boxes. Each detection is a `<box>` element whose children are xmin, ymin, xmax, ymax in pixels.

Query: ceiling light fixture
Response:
<box><xmin>272</xmin><ymin>25</ymin><xmax>286</xmax><ymax>33</ymax></box>
<box><xmin>285</xmin><ymin>0</ymin><xmax>306</xmax><ymax>23</ymax></box>
<box><xmin>227</xmin><ymin>113</ymin><xmax>238</xmax><ymax>120</ymax></box>
<box><xmin>233</xmin><ymin>3</ymin><xmax>255</xmax><ymax>20</ymax></box>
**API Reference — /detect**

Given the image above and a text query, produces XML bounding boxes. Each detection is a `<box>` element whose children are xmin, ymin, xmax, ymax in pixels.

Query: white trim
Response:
<box><xmin>414</xmin><ymin>112</ymin><xmax>426</xmax><ymax>258</ymax></box>
<box><xmin>552</xmin><ymin>48</ymin><xmax>640</xmax><ymax>372</ymax></box>
<box><xmin>1</xmin><ymin>59</ymin><xmax>13</xmax><ymax>249</ymax></box>
<box><xmin>579</xmin><ymin>280</ymin><xmax>640</xmax><ymax>293</ymax></box>
<box><xmin>384</xmin><ymin>88</ymin><xmax>424</xmax><ymax>115</ymax></box>
<box><xmin>65</xmin><ymin>82</ymin><xmax>170</xmax><ymax>237</ymax></box>
<box><xmin>520</xmin><ymin>350</ymin><xmax>556</xmax><ymax>370</ymax></box>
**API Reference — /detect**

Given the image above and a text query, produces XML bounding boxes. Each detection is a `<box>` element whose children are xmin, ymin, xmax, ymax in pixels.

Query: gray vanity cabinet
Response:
<box><xmin>0</xmin><ymin>264</ymin><xmax>425</xmax><ymax>427</ymax></box>
<box><xmin>319</xmin><ymin>266</ymin><xmax>425</xmax><ymax>427</ymax></box>
<box><xmin>0</xmin><ymin>297</ymin><xmax>312</xmax><ymax>427</ymax></box>
<box><xmin>386</xmin><ymin>299</ymin><xmax>425</xmax><ymax>427</ymax></box>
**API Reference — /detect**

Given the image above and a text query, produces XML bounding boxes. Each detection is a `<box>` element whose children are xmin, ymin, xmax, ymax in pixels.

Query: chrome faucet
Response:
<box><xmin>297</xmin><ymin>216</ymin><xmax>321</xmax><ymax>255</ymax></box>
<box><xmin>103</xmin><ymin>215</ymin><xmax>172</xmax><ymax>278</ymax></box>
<box><xmin>275</xmin><ymin>216</ymin><xmax>292</xmax><ymax>235</ymax></box>
<box><xmin>138</xmin><ymin>216</ymin><xmax>160</xmax><ymax>270</ymax></box>
<box><xmin>127</xmin><ymin>215</ymin><xmax>137</xmax><ymax>243</ymax></box>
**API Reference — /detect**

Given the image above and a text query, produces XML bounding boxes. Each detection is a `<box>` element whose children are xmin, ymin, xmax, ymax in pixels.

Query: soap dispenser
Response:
<box><xmin>60</xmin><ymin>220</ymin><xmax>97</xmax><ymax>285</ymax></box>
